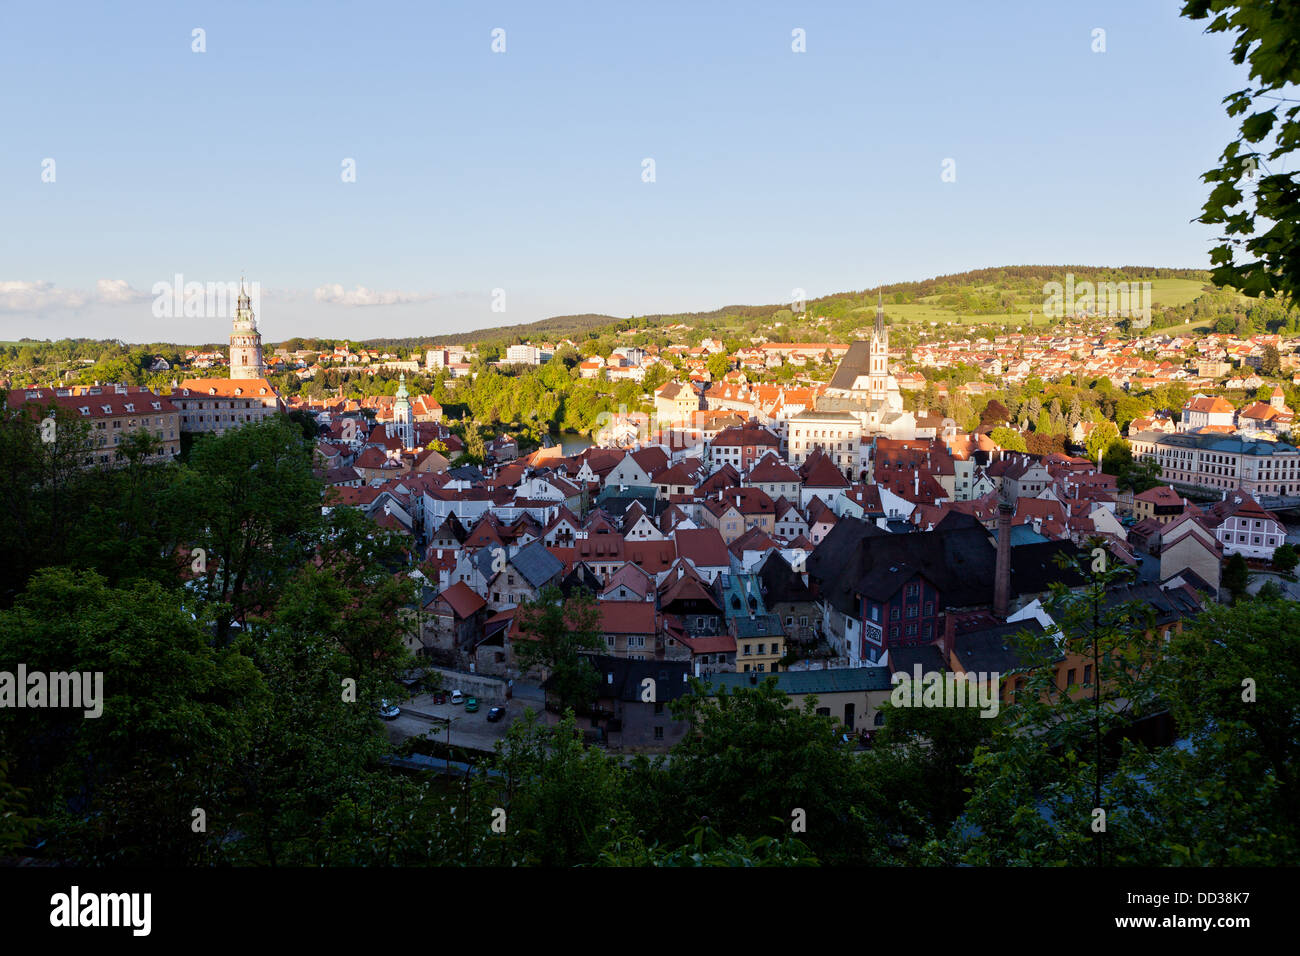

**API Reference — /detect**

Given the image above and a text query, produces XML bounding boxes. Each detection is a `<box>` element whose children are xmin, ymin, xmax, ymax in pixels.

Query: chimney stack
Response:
<box><xmin>941</xmin><ymin>611</ymin><xmax>957</xmax><ymax>659</ymax></box>
<box><xmin>993</xmin><ymin>490</ymin><xmax>1014</xmax><ymax>619</ymax></box>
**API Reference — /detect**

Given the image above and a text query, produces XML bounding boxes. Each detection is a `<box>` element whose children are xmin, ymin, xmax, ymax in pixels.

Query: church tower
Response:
<box><xmin>393</xmin><ymin>373</ymin><xmax>413</xmax><ymax>448</ymax></box>
<box><xmin>868</xmin><ymin>289</ymin><xmax>889</xmax><ymax>401</ymax></box>
<box><xmin>229</xmin><ymin>279</ymin><xmax>267</xmax><ymax>379</ymax></box>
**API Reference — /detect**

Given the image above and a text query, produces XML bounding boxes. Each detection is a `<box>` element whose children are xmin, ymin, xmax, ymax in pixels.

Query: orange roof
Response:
<box><xmin>1184</xmin><ymin>395</ymin><xmax>1234</xmax><ymax>414</ymax></box>
<box><xmin>435</xmin><ymin>581</ymin><xmax>487</xmax><ymax>619</ymax></box>
<box><xmin>176</xmin><ymin>377</ymin><xmax>278</xmax><ymax>397</ymax></box>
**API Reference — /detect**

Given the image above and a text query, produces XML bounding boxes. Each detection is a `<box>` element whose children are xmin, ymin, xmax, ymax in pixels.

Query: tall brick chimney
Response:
<box><xmin>993</xmin><ymin>486</ymin><xmax>1014</xmax><ymax>620</ymax></box>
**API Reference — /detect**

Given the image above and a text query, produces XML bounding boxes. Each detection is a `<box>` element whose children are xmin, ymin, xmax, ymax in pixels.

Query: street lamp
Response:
<box><xmin>444</xmin><ymin>714</ymin><xmax>459</xmax><ymax>770</ymax></box>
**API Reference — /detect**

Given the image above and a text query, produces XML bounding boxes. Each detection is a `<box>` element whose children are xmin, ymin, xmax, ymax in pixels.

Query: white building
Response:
<box><xmin>1209</xmin><ymin>492</ymin><xmax>1288</xmax><ymax>561</ymax></box>
<box><xmin>1129</xmin><ymin>430</ymin><xmax>1300</xmax><ymax>497</ymax></box>
<box><xmin>505</xmin><ymin>344</ymin><xmax>549</xmax><ymax>365</ymax></box>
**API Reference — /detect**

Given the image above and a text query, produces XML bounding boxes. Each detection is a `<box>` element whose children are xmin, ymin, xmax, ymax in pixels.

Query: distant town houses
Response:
<box><xmin>19</xmin><ymin>297</ymin><xmax>1300</xmax><ymax>755</ymax></box>
<box><xmin>303</xmin><ymin>375</ymin><xmax>1236</xmax><ymax>754</ymax></box>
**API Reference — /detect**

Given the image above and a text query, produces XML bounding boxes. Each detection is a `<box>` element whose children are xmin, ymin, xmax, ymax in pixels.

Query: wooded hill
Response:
<box><xmin>360</xmin><ymin>266</ymin><xmax>1214</xmax><ymax>350</ymax></box>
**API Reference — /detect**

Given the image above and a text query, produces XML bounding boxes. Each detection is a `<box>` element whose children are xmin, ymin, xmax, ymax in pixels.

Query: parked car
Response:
<box><xmin>450</xmin><ymin>690</ymin><xmax>464</xmax><ymax>705</ymax></box>
<box><xmin>486</xmin><ymin>706</ymin><xmax>506</xmax><ymax>722</ymax></box>
<box><xmin>378</xmin><ymin>700</ymin><xmax>400</xmax><ymax>720</ymax></box>
<box><xmin>433</xmin><ymin>692</ymin><xmax>446</xmax><ymax>705</ymax></box>
<box><xmin>465</xmin><ymin>697</ymin><xmax>479</xmax><ymax>713</ymax></box>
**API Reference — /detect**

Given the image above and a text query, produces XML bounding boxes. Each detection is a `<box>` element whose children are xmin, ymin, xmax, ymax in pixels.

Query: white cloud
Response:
<box><xmin>0</xmin><ymin>278</ymin><xmax>152</xmax><ymax>312</ymax></box>
<box><xmin>95</xmin><ymin>278</ymin><xmax>149</xmax><ymax>304</ymax></box>
<box><xmin>0</xmin><ymin>280</ymin><xmax>89</xmax><ymax>312</ymax></box>
<box><xmin>313</xmin><ymin>283</ymin><xmax>432</xmax><ymax>307</ymax></box>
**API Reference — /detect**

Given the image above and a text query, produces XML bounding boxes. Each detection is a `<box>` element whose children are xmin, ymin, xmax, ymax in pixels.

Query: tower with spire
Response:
<box><xmin>867</xmin><ymin>288</ymin><xmax>890</xmax><ymax>402</ymax></box>
<box><xmin>229</xmin><ymin>279</ymin><xmax>267</xmax><ymax>380</ymax></box>
<box><xmin>393</xmin><ymin>373</ymin><xmax>413</xmax><ymax>448</ymax></box>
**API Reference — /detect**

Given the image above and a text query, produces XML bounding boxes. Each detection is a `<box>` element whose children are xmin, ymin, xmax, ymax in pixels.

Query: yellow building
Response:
<box><xmin>704</xmin><ymin>667</ymin><xmax>894</xmax><ymax>734</ymax></box>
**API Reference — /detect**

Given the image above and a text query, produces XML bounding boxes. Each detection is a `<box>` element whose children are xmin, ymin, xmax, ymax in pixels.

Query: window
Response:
<box><xmin>653</xmin><ymin>726</ymin><xmax>664</xmax><ymax>740</ymax></box>
<box><xmin>1083</xmin><ymin>664</ymin><xmax>1093</xmax><ymax>684</ymax></box>
<box><xmin>923</xmin><ymin>602</ymin><xmax>933</xmax><ymax>616</ymax></box>
<box><xmin>890</xmin><ymin>607</ymin><xmax>900</xmax><ymax>621</ymax></box>
<box><xmin>1067</xmin><ymin>668</ymin><xmax>1076</xmax><ymax>687</ymax></box>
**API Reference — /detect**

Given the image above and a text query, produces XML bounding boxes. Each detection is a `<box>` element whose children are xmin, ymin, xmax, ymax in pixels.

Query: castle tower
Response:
<box><xmin>393</xmin><ymin>373</ymin><xmax>412</xmax><ymax>448</ymax></box>
<box><xmin>229</xmin><ymin>279</ymin><xmax>267</xmax><ymax>379</ymax></box>
<box><xmin>868</xmin><ymin>288</ymin><xmax>889</xmax><ymax>401</ymax></box>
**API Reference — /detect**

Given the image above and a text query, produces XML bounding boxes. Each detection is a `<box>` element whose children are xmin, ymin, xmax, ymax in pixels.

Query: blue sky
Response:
<box><xmin>0</xmin><ymin>0</ymin><xmax>1248</xmax><ymax>343</ymax></box>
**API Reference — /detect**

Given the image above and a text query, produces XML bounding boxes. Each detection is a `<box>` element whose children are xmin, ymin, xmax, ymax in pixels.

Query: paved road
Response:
<box><xmin>384</xmin><ymin>692</ymin><xmax>539</xmax><ymax>752</ymax></box>
<box><xmin>1245</xmin><ymin>569</ymin><xmax>1300</xmax><ymax>600</ymax></box>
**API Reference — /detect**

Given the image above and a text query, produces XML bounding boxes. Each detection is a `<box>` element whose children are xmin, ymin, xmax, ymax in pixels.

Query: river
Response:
<box><xmin>557</xmin><ymin>431</ymin><xmax>593</xmax><ymax>455</ymax></box>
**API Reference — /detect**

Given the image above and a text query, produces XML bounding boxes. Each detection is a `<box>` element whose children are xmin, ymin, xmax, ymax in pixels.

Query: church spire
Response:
<box><xmin>875</xmin><ymin>287</ymin><xmax>885</xmax><ymax>337</ymax></box>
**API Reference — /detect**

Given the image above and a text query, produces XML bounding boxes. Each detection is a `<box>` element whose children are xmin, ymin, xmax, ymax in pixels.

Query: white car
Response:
<box><xmin>378</xmin><ymin>700</ymin><xmax>400</xmax><ymax>720</ymax></box>
<box><xmin>450</xmin><ymin>690</ymin><xmax>464</xmax><ymax>705</ymax></box>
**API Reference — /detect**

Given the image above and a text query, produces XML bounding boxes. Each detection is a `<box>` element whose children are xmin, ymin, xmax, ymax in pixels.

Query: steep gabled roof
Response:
<box><xmin>435</xmin><ymin>581</ymin><xmax>487</xmax><ymax>619</ymax></box>
<box><xmin>800</xmin><ymin>449</ymin><xmax>850</xmax><ymax>488</ymax></box>
<box><xmin>630</xmin><ymin>446</ymin><xmax>670</xmax><ymax>475</ymax></box>
<box><xmin>674</xmin><ymin>527</ymin><xmax>729</xmax><ymax>568</ymax></box>
<box><xmin>510</xmin><ymin>539</ymin><xmax>565</xmax><ymax>589</ymax></box>
<box><xmin>745</xmin><ymin>452</ymin><xmax>800</xmax><ymax>484</ymax></box>
<box><xmin>827</xmin><ymin>340</ymin><xmax>875</xmax><ymax>390</ymax></box>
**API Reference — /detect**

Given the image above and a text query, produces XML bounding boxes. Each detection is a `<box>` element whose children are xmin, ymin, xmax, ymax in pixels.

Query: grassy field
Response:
<box><xmin>858</xmin><ymin>302</ymin><xmax>1055</xmax><ymax>327</ymax></box>
<box><xmin>1150</xmin><ymin>318</ymin><xmax>1216</xmax><ymax>337</ymax></box>
<box><xmin>1147</xmin><ymin>277</ymin><xmax>1212</xmax><ymax>308</ymax></box>
<box><xmin>839</xmin><ymin>277</ymin><xmax>1220</xmax><ymax>330</ymax></box>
